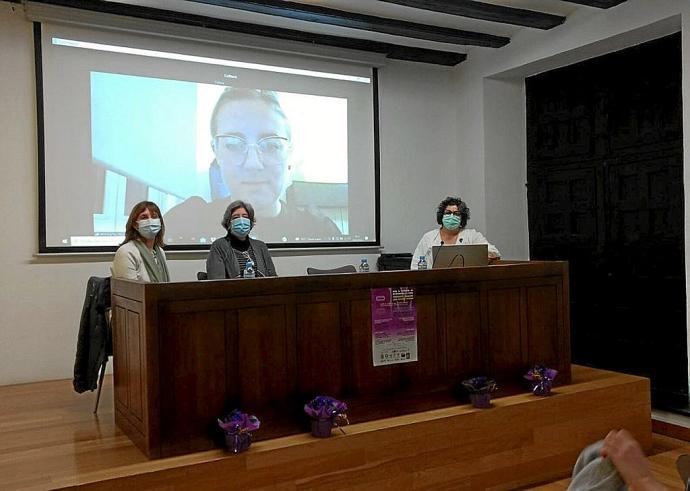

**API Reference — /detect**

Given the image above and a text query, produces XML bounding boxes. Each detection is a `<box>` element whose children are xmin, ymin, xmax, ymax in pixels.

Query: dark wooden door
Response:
<box><xmin>527</xmin><ymin>33</ymin><xmax>687</xmax><ymax>403</ymax></box>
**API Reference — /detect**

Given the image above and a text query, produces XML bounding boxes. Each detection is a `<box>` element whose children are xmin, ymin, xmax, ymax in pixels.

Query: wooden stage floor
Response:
<box><xmin>0</xmin><ymin>376</ymin><xmax>148</xmax><ymax>490</ymax></box>
<box><xmin>0</xmin><ymin>366</ymin><xmax>684</xmax><ymax>490</ymax></box>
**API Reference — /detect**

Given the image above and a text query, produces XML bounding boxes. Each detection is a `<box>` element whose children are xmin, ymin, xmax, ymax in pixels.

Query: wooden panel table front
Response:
<box><xmin>111</xmin><ymin>261</ymin><xmax>570</xmax><ymax>458</ymax></box>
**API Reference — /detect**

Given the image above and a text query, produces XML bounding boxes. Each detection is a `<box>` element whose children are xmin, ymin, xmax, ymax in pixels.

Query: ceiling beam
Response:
<box><xmin>377</xmin><ymin>0</ymin><xmax>565</xmax><ymax>30</ymax></box>
<box><xmin>184</xmin><ymin>0</ymin><xmax>509</xmax><ymax>48</ymax></box>
<box><xmin>27</xmin><ymin>0</ymin><xmax>467</xmax><ymax>65</ymax></box>
<box><xmin>558</xmin><ymin>0</ymin><xmax>627</xmax><ymax>7</ymax></box>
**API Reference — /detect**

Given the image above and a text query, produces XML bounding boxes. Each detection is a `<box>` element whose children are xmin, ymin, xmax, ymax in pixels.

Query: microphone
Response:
<box><xmin>459</xmin><ymin>238</ymin><xmax>463</xmax><ymax>244</ymax></box>
<box><xmin>440</xmin><ymin>241</ymin><xmax>444</xmax><ymax>246</ymax></box>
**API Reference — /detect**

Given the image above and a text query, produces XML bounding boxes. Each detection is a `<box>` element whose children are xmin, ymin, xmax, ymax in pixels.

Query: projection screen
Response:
<box><xmin>36</xmin><ymin>22</ymin><xmax>379</xmax><ymax>251</ymax></box>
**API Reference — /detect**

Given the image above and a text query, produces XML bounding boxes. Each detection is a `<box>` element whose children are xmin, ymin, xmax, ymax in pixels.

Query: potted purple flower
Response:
<box><xmin>217</xmin><ymin>409</ymin><xmax>260</xmax><ymax>453</ymax></box>
<box><xmin>304</xmin><ymin>396</ymin><xmax>349</xmax><ymax>438</ymax></box>
<box><xmin>461</xmin><ymin>376</ymin><xmax>497</xmax><ymax>408</ymax></box>
<box><xmin>524</xmin><ymin>364</ymin><xmax>558</xmax><ymax>396</ymax></box>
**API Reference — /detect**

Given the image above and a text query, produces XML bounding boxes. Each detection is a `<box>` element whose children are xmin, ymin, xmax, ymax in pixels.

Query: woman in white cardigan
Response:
<box><xmin>411</xmin><ymin>196</ymin><xmax>501</xmax><ymax>269</ymax></box>
<box><xmin>111</xmin><ymin>201</ymin><xmax>170</xmax><ymax>282</ymax></box>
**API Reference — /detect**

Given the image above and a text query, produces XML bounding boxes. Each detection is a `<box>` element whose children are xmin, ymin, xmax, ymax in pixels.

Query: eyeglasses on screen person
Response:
<box><xmin>214</xmin><ymin>134</ymin><xmax>290</xmax><ymax>168</ymax></box>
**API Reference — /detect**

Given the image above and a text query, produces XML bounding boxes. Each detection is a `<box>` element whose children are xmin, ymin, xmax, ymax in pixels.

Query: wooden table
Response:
<box><xmin>111</xmin><ymin>261</ymin><xmax>571</xmax><ymax>458</ymax></box>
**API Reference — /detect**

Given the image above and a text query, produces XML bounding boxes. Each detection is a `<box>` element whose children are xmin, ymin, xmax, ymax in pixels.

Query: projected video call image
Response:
<box><xmin>90</xmin><ymin>72</ymin><xmax>349</xmax><ymax>244</ymax></box>
<box><xmin>40</xmin><ymin>25</ymin><xmax>376</xmax><ymax>250</ymax></box>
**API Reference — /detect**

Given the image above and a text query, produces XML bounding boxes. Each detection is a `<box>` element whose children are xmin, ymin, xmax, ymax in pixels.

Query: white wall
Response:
<box><xmin>0</xmin><ymin>2</ymin><xmax>459</xmax><ymax>385</ymax></box>
<box><xmin>378</xmin><ymin>61</ymin><xmax>459</xmax><ymax>252</ymax></box>
<box><xmin>482</xmin><ymin>78</ymin><xmax>527</xmax><ymax>260</ymax></box>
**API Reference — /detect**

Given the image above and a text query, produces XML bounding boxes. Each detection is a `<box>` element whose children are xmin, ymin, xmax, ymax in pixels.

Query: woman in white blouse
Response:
<box><xmin>411</xmin><ymin>196</ymin><xmax>500</xmax><ymax>269</ymax></box>
<box><xmin>111</xmin><ymin>201</ymin><xmax>170</xmax><ymax>282</ymax></box>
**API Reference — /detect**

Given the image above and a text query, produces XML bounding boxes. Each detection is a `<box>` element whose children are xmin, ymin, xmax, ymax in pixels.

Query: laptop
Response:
<box><xmin>431</xmin><ymin>244</ymin><xmax>489</xmax><ymax>268</ymax></box>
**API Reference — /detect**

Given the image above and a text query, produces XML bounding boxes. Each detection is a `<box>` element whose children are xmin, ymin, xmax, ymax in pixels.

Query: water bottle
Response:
<box><xmin>359</xmin><ymin>258</ymin><xmax>370</xmax><ymax>273</ymax></box>
<box><xmin>244</xmin><ymin>260</ymin><xmax>256</xmax><ymax>279</ymax></box>
<box><xmin>417</xmin><ymin>255</ymin><xmax>428</xmax><ymax>270</ymax></box>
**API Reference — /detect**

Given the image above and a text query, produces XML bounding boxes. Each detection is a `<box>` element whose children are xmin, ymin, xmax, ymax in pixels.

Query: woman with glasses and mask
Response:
<box><xmin>164</xmin><ymin>88</ymin><xmax>341</xmax><ymax>243</ymax></box>
<box><xmin>112</xmin><ymin>201</ymin><xmax>171</xmax><ymax>282</ymax></box>
<box><xmin>411</xmin><ymin>196</ymin><xmax>500</xmax><ymax>269</ymax></box>
<box><xmin>206</xmin><ymin>200</ymin><xmax>277</xmax><ymax>279</ymax></box>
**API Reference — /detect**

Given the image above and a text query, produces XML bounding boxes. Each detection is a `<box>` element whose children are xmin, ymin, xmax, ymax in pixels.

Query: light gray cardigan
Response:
<box><xmin>206</xmin><ymin>235</ymin><xmax>277</xmax><ymax>279</ymax></box>
<box><xmin>111</xmin><ymin>240</ymin><xmax>169</xmax><ymax>282</ymax></box>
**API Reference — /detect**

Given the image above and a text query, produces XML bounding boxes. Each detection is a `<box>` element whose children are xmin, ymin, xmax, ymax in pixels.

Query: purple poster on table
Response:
<box><xmin>370</xmin><ymin>287</ymin><xmax>418</xmax><ymax>367</ymax></box>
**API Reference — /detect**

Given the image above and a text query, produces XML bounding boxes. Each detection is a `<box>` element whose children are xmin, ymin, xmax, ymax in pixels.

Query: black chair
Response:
<box><xmin>197</xmin><ymin>271</ymin><xmax>208</xmax><ymax>280</ymax></box>
<box><xmin>306</xmin><ymin>265</ymin><xmax>356</xmax><ymax>275</ymax></box>
<box><xmin>93</xmin><ymin>308</ymin><xmax>111</xmax><ymax>414</ymax></box>
<box><xmin>377</xmin><ymin>253</ymin><xmax>413</xmax><ymax>271</ymax></box>
<box><xmin>73</xmin><ymin>276</ymin><xmax>112</xmax><ymax>414</ymax></box>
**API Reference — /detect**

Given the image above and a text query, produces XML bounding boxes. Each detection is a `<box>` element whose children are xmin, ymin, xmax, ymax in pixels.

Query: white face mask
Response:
<box><xmin>137</xmin><ymin>218</ymin><xmax>161</xmax><ymax>239</ymax></box>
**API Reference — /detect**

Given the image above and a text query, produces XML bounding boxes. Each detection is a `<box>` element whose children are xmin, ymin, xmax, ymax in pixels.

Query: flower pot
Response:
<box><xmin>469</xmin><ymin>392</ymin><xmax>492</xmax><ymax>408</ymax></box>
<box><xmin>311</xmin><ymin>418</ymin><xmax>333</xmax><ymax>438</ymax></box>
<box><xmin>225</xmin><ymin>432</ymin><xmax>252</xmax><ymax>453</ymax></box>
<box><xmin>532</xmin><ymin>380</ymin><xmax>553</xmax><ymax>397</ymax></box>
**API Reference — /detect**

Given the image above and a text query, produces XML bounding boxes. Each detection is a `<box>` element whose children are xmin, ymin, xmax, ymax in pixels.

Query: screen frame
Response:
<box><xmin>34</xmin><ymin>22</ymin><xmax>382</xmax><ymax>253</ymax></box>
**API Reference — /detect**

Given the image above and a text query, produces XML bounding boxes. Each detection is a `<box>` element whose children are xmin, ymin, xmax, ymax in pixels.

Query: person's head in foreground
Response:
<box><xmin>210</xmin><ymin>88</ymin><xmax>292</xmax><ymax>218</ymax></box>
<box><xmin>124</xmin><ymin>201</ymin><xmax>165</xmax><ymax>248</ymax></box>
<box><xmin>436</xmin><ymin>196</ymin><xmax>470</xmax><ymax>232</ymax></box>
<box><xmin>221</xmin><ymin>200</ymin><xmax>255</xmax><ymax>241</ymax></box>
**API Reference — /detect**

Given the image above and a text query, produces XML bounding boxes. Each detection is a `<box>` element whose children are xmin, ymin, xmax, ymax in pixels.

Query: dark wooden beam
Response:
<box><xmin>28</xmin><ymin>0</ymin><xmax>467</xmax><ymax>66</ymax></box>
<box><xmin>559</xmin><ymin>0</ymin><xmax>627</xmax><ymax>7</ymax></box>
<box><xmin>382</xmin><ymin>45</ymin><xmax>466</xmax><ymax>65</ymax></box>
<box><xmin>377</xmin><ymin>0</ymin><xmax>565</xmax><ymax>30</ymax></box>
<box><xmin>185</xmin><ymin>0</ymin><xmax>509</xmax><ymax>48</ymax></box>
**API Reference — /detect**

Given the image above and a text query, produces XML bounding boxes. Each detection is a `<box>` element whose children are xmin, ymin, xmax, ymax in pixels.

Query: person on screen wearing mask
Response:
<box><xmin>164</xmin><ymin>87</ymin><xmax>341</xmax><ymax>243</ymax></box>
<box><xmin>411</xmin><ymin>196</ymin><xmax>501</xmax><ymax>269</ymax></box>
<box><xmin>206</xmin><ymin>200</ymin><xmax>277</xmax><ymax>280</ymax></box>
<box><xmin>111</xmin><ymin>201</ymin><xmax>170</xmax><ymax>282</ymax></box>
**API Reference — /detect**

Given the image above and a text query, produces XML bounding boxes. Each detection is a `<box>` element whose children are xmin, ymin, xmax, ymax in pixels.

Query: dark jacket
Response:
<box><xmin>206</xmin><ymin>236</ymin><xmax>277</xmax><ymax>279</ymax></box>
<box><xmin>73</xmin><ymin>276</ymin><xmax>111</xmax><ymax>393</ymax></box>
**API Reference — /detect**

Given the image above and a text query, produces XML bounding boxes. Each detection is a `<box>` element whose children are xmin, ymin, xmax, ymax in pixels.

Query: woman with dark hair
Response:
<box><xmin>411</xmin><ymin>196</ymin><xmax>500</xmax><ymax>269</ymax></box>
<box><xmin>111</xmin><ymin>201</ymin><xmax>170</xmax><ymax>282</ymax></box>
<box><xmin>206</xmin><ymin>199</ymin><xmax>277</xmax><ymax>279</ymax></box>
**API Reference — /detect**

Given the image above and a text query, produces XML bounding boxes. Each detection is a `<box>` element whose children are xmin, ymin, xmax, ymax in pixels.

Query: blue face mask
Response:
<box><xmin>137</xmin><ymin>218</ymin><xmax>161</xmax><ymax>239</ymax></box>
<box><xmin>442</xmin><ymin>214</ymin><xmax>462</xmax><ymax>231</ymax></box>
<box><xmin>230</xmin><ymin>217</ymin><xmax>251</xmax><ymax>237</ymax></box>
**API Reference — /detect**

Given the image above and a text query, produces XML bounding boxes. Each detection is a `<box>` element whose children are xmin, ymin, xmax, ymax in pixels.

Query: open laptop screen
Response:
<box><xmin>431</xmin><ymin>244</ymin><xmax>489</xmax><ymax>268</ymax></box>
